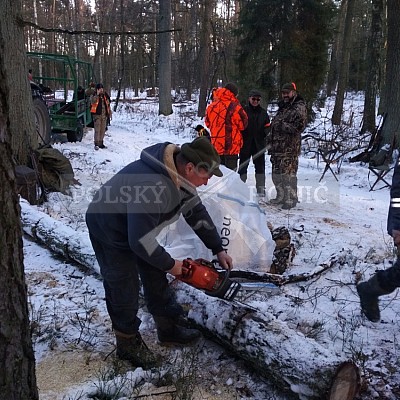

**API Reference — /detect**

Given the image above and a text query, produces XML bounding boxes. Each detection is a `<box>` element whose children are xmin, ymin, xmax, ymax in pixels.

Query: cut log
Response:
<box><xmin>20</xmin><ymin>201</ymin><xmax>354</xmax><ymax>399</ymax></box>
<box><xmin>328</xmin><ymin>361</ymin><xmax>360</xmax><ymax>400</ymax></box>
<box><xmin>172</xmin><ymin>279</ymin><xmax>345</xmax><ymax>399</ymax></box>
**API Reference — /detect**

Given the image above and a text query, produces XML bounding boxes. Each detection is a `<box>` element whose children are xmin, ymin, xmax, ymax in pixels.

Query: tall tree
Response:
<box><xmin>375</xmin><ymin>0</ymin><xmax>400</xmax><ymax>157</ymax></box>
<box><xmin>332</xmin><ymin>0</ymin><xmax>356</xmax><ymax>125</ymax></box>
<box><xmin>361</xmin><ymin>0</ymin><xmax>384</xmax><ymax>134</ymax></box>
<box><xmin>4</xmin><ymin>0</ymin><xmax>37</xmax><ymax>165</ymax></box>
<box><xmin>236</xmin><ymin>0</ymin><xmax>335</xmax><ymax>109</ymax></box>
<box><xmin>197</xmin><ymin>0</ymin><xmax>213</xmax><ymax>117</ymax></box>
<box><xmin>158</xmin><ymin>0</ymin><xmax>172</xmax><ymax>115</ymax></box>
<box><xmin>0</xmin><ymin>0</ymin><xmax>39</xmax><ymax>398</ymax></box>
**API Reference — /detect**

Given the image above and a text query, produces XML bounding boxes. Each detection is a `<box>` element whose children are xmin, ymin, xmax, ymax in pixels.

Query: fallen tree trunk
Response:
<box><xmin>20</xmin><ymin>201</ymin><xmax>350</xmax><ymax>399</ymax></box>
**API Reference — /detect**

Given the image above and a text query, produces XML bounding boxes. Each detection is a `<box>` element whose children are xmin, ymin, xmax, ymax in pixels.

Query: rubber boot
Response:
<box><xmin>115</xmin><ymin>330</ymin><xmax>159</xmax><ymax>369</ymax></box>
<box><xmin>356</xmin><ymin>274</ymin><xmax>395</xmax><ymax>322</ymax></box>
<box><xmin>269</xmin><ymin>187</ymin><xmax>284</xmax><ymax>204</ymax></box>
<box><xmin>153</xmin><ymin>316</ymin><xmax>201</xmax><ymax>345</ymax></box>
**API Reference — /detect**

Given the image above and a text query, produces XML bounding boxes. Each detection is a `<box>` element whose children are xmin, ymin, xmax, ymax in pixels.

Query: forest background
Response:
<box><xmin>1</xmin><ymin>0</ymin><xmax>400</xmax><ymax>398</ymax></box>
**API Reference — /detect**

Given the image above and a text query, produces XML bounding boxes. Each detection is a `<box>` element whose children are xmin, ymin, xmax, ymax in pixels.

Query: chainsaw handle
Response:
<box><xmin>180</xmin><ymin>265</ymin><xmax>192</xmax><ymax>279</ymax></box>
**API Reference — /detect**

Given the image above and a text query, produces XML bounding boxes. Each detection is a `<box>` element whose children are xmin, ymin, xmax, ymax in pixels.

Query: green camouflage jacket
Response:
<box><xmin>268</xmin><ymin>95</ymin><xmax>307</xmax><ymax>156</ymax></box>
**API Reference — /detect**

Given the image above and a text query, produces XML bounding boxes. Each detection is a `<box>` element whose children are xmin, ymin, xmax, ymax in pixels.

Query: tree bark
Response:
<box><xmin>361</xmin><ymin>0</ymin><xmax>384</xmax><ymax>134</ymax></box>
<box><xmin>0</xmin><ymin>0</ymin><xmax>38</xmax><ymax>397</ymax></box>
<box><xmin>377</xmin><ymin>0</ymin><xmax>400</xmax><ymax>151</ymax></box>
<box><xmin>197</xmin><ymin>0</ymin><xmax>212</xmax><ymax>118</ymax></box>
<box><xmin>20</xmin><ymin>202</ymin><xmax>349</xmax><ymax>400</ymax></box>
<box><xmin>158</xmin><ymin>0</ymin><xmax>173</xmax><ymax>115</ymax></box>
<box><xmin>3</xmin><ymin>0</ymin><xmax>37</xmax><ymax>165</ymax></box>
<box><xmin>332</xmin><ymin>0</ymin><xmax>356</xmax><ymax>125</ymax></box>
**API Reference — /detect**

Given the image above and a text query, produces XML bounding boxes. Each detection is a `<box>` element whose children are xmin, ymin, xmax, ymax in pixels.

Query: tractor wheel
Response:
<box><xmin>67</xmin><ymin>119</ymin><xmax>83</xmax><ymax>142</ymax></box>
<box><xmin>33</xmin><ymin>97</ymin><xmax>51</xmax><ymax>146</ymax></box>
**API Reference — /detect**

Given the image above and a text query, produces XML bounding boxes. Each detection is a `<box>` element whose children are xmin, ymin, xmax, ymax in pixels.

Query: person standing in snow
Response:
<box><xmin>267</xmin><ymin>82</ymin><xmax>307</xmax><ymax>209</ymax></box>
<box><xmin>90</xmin><ymin>83</ymin><xmax>111</xmax><ymax>150</ymax></box>
<box><xmin>205</xmin><ymin>82</ymin><xmax>248</xmax><ymax>171</ymax></box>
<box><xmin>86</xmin><ymin>137</ymin><xmax>233</xmax><ymax>368</ymax></box>
<box><xmin>357</xmin><ymin>157</ymin><xmax>400</xmax><ymax>322</ymax></box>
<box><xmin>238</xmin><ymin>89</ymin><xmax>271</xmax><ymax>198</ymax></box>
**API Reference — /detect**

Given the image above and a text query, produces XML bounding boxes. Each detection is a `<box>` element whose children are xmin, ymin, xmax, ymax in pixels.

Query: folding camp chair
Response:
<box><xmin>368</xmin><ymin>166</ymin><xmax>393</xmax><ymax>191</ymax></box>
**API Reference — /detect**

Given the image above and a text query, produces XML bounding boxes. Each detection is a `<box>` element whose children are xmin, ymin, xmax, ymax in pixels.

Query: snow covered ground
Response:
<box><xmin>23</xmin><ymin>94</ymin><xmax>400</xmax><ymax>399</ymax></box>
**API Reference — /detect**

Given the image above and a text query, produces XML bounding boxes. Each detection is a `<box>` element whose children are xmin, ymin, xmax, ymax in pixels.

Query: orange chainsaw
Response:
<box><xmin>177</xmin><ymin>258</ymin><xmax>241</xmax><ymax>301</ymax></box>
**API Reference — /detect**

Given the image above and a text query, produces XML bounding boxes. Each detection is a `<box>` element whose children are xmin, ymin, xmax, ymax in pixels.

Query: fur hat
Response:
<box><xmin>224</xmin><ymin>82</ymin><xmax>239</xmax><ymax>96</ymax></box>
<box><xmin>181</xmin><ymin>137</ymin><xmax>222</xmax><ymax>177</ymax></box>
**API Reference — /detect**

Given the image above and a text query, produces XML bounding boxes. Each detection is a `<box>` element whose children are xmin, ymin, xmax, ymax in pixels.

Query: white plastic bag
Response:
<box><xmin>158</xmin><ymin>166</ymin><xmax>275</xmax><ymax>271</ymax></box>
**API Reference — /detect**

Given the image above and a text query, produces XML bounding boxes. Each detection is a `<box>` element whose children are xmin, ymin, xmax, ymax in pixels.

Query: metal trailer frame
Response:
<box><xmin>27</xmin><ymin>52</ymin><xmax>94</xmax><ymax>142</ymax></box>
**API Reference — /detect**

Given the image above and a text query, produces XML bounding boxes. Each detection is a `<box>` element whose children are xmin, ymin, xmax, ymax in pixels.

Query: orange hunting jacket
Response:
<box><xmin>205</xmin><ymin>87</ymin><xmax>248</xmax><ymax>156</ymax></box>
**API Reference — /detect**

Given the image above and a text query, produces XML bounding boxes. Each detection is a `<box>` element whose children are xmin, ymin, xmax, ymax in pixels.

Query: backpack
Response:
<box><xmin>32</xmin><ymin>147</ymin><xmax>77</xmax><ymax>195</ymax></box>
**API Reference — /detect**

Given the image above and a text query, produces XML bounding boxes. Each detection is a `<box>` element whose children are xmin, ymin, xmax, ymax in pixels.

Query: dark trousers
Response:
<box><xmin>220</xmin><ymin>154</ymin><xmax>238</xmax><ymax>171</ymax></box>
<box><xmin>238</xmin><ymin>142</ymin><xmax>266</xmax><ymax>194</ymax></box>
<box><xmin>89</xmin><ymin>234</ymin><xmax>183</xmax><ymax>335</ymax></box>
<box><xmin>377</xmin><ymin>260</ymin><xmax>400</xmax><ymax>291</ymax></box>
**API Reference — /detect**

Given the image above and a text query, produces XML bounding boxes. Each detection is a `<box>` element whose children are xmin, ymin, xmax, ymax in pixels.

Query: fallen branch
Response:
<box><xmin>230</xmin><ymin>256</ymin><xmax>339</xmax><ymax>286</ymax></box>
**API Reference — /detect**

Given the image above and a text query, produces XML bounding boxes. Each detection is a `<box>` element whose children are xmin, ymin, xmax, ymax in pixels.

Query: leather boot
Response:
<box><xmin>115</xmin><ymin>330</ymin><xmax>160</xmax><ymax>369</ymax></box>
<box><xmin>153</xmin><ymin>316</ymin><xmax>201</xmax><ymax>345</ymax></box>
<box><xmin>99</xmin><ymin>141</ymin><xmax>107</xmax><ymax>149</ymax></box>
<box><xmin>356</xmin><ymin>275</ymin><xmax>395</xmax><ymax>322</ymax></box>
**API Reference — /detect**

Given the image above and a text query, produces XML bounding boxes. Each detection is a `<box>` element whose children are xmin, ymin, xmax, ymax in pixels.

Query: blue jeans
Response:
<box><xmin>89</xmin><ymin>234</ymin><xmax>183</xmax><ymax>335</ymax></box>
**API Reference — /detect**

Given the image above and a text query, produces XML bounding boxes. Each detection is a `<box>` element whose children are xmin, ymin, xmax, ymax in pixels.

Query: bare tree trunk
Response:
<box><xmin>361</xmin><ymin>0</ymin><xmax>384</xmax><ymax>134</ymax></box>
<box><xmin>326</xmin><ymin>0</ymin><xmax>347</xmax><ymax>97</ymax></box>
<box><xmin>332</xmin><ymin>0</ymin><xmax>356</xmax><ymax>125</ymax></box>
<box><xmin>2</xmin><ymin>0</ymin><xmax>37</xmax><ymax>165</ymax></box>
<box><xmin>158</xmin><ymin>0</ymin><xmax>173</xmax><ymax>115</ymax></box>
<box><xmin>114</xmin><ymin>0</ymin><xmax>126</xmax><ymax>111</ymax></box>
<box><xmin>0</xmin><ymin>0</ymin><xmax>38</xmax><ymax>398</ymax></box>
<box><xmin>197</xmin><ymin>0</ymin><xmax>212</xmax><ymax>118</ymax></box>
<box><xmin>377</xmin><ymin>0</ymin><xmax>400</xmax><ymax>150</ymax></box>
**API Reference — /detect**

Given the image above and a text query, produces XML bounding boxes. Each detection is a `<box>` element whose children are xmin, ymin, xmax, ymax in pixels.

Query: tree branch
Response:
<box><xmin>19</xmin><ymin>18</ymin><xmax>181</xmax><ymax>36</ymax></box>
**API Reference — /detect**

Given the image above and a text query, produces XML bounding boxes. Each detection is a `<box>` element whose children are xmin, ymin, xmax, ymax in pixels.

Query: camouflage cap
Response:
<box><xmin>282</xmin><ymin>82</ymin><xmax>297</xmax><ymax>92</ymax></box>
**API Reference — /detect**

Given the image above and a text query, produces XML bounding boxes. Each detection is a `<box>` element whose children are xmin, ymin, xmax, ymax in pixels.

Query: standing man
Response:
<box><xmin>86</xmin><ymin>137</ymin><xmax>233</xmax><ymax>368</ymax></box>
<box><xmin>268</xmin><ymin>82</ymin><xmax>307</xmax><ymax>209</ymax></box>
<box><xmin>90</xmin><ymin>83</ymin><xmax>111</xmax><ymax>150</ymax></box>
<box><xmin>357</xmin><ymin>157</ymin><xmax>400</xmax><ymax>322</ymax></box>
<box><xmin>238</xmin><ymin>89</ymin><xmax>271</xmax><ymax>197</ymax></box>
<box><xmin>205</xmin><ymin>82</ymin><xmax>248</xmax><ymax>171</ymax></box>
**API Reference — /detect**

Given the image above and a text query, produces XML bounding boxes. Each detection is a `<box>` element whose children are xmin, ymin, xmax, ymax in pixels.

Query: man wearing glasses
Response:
<box><xmin>268</xmin><ymin>82</ymin><xmax>307</xmax><ymax>209</ymax></box>
<box><xmin>238</xmin><ymin>89</ymin><xmax>271</xmax><ymax>199</ymax></box>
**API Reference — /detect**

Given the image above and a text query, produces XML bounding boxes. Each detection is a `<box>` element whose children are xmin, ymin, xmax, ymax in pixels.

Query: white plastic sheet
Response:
<box><xmin>158</xmin><ymin>166</ymin><xmax>275</xmax><ymax>271</ymax></box>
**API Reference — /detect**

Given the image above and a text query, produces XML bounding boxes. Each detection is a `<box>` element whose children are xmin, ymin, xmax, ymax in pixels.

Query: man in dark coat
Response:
<box><xmin>357</xmin><ymin>157</ymin><xmax>400</xmax><ymax>322</ymax></box>
<box><xmin>86</xmin><ymin>137</ymin><xmax>232</xmax><ymax>368</ymax></box>
<box><xmin>268</xmin><ymin>82</ymin><xmax>307</xmax><ymax>209</ymax></box>
<box><xmin>238</xmin><ymin>89</ymin><xmax>271</xmax><ymax>197</ymax></box>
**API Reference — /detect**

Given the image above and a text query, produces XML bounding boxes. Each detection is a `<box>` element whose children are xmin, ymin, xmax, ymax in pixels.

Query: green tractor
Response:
<box><xmin>28</xmin><ymin>52</ymin><xmax>94</xmax><ymax>145</ymax></box>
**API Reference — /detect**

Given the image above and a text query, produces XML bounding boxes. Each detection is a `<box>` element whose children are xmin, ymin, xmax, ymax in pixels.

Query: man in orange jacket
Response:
<box><xmin>90</xmin><ymin>83</ymin><xmax>112</xmax><ymax>150</ymax></box>
<box><xmin>205</xmin><ymin>83</ymin><xmax>248</xmax><ymax>171</ymax></box>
